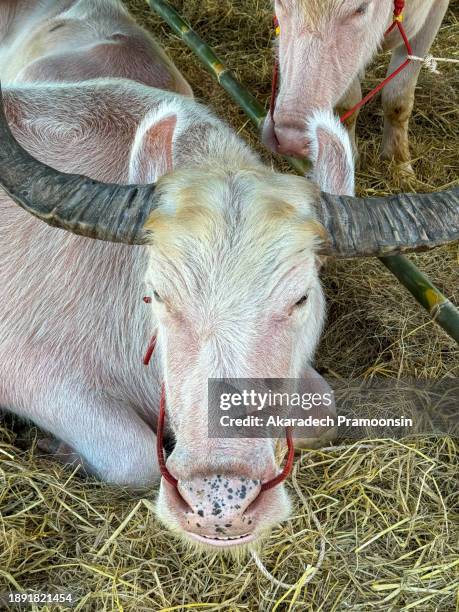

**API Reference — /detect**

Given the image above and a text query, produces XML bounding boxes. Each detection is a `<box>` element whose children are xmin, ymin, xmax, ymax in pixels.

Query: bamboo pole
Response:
<box><xmin>380</xmin><ymin>254</ymin><xmax>459</xmax><ymax>342</ymax></box>
<box><xmin>146</xmin><ymin>0</ymin><xmax>459</xmax><ymax>344</ymax></box>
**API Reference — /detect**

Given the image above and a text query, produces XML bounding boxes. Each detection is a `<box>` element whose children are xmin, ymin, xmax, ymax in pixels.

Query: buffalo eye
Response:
<box><xmin>153</xmin><ymin>290</ymin><xmax>163</xmax><ymax>303</ymax></box>
<box><xmin>295</xmin><ymin>294</ymin><xmax>308</xmax><ymax>307</ymax></box>
<box><xmin>354</xmin><ymin>2</ymin><xmax>369</xmax><ymax>16</ymax></box>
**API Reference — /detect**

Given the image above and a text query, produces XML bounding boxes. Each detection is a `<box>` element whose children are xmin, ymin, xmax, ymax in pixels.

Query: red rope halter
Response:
<box><xmin>269</xmin><ymin>0</ymin><xmax>412</xmax><ymax>126</ymax></box>
<box><xmin>143</xmin><ymin>300</ymin><xmax>295</xmax><ymax>492</ymax></box>
<box><xmin>261</xmin><ymin>426</ymin><xmax>294</xmax><ymax>492</ymax></box>
<box><xmin>269</xmin><ymin>15</ymin><xmax>280</xmax><ymax>122</ymax></box>
<box><xmin>156</xmin><ymin>383</ymin><xmax>179</xmax><ymax>487</ymax></box>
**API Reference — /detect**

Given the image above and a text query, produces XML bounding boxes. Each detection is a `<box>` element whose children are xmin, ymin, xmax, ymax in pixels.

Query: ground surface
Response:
<box><xmin>0</xmin><ymin>1</ymin><xmax>458</xmax><ymax>610</ymax></box>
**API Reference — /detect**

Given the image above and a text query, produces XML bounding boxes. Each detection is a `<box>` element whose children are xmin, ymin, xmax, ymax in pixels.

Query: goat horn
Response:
<box><xmin>316</xmin><ymin>188</ymin><xmax>459</xmax><ymax>257</ymax></box>
<box><xmin>0</xmin><ymin>84</ymin><xmax>158</xmax><ymax>245</ymax></box>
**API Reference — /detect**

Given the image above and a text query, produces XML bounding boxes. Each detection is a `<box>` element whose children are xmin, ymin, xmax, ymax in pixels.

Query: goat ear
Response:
<box><xmin>306</xmin><ymin>109</ymin><xmax>355</xmax><ymax>196</ymax></box>
<box><xmin>128</xmin><ymin>112</ymin><xmax>178</xmax><ymax>183</ymax></box>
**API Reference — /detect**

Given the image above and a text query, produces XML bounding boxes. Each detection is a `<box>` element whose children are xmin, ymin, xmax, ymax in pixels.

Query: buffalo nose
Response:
<box><xmin>178</xmin><ymin>475</ymin><xmax>261</xmax><ymax>540</ymax></box>
<box><xmin>274</xmin><ymin>123</ymin><xmax>309</xmax><ymax>157</ymax></box>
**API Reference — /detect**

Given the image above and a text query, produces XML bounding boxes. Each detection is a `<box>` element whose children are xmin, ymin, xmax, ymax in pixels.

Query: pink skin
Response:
<box><xmin>264</xmin><ymin>0</ymin><xmax>446</xmax><ymax>165</ymax></box>
<box><xmin>0</xmin><ymin>0</ymin><xmax>350</xmax><ymax>551</ymax></box>
<box><xmin>1</xmin><ymin>0</ymin><xmax>192</xmax><ymax>96</ymax></box>
<box><xmin>263</xmin><ymin>0</ymin><xmax>392</xmax><ymax>157</ymax></box>
<box><xmin>1</xmin><ymin>79</ymin><xmax>335</xmax><ymax>547</ymax></box>
<box><xmin>188</xmin><ymin>533</ymin><xmax>256</xmax><ymax>547</ymax></box>
<box><xmin>149</xmin><ymin>250</ymin><xmax>325</xmax><ymax>545</ymax></box>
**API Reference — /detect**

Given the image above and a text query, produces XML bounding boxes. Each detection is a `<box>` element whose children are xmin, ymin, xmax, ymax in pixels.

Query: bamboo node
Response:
<box><xmin>430</xmin><ymin>298</ymin><xmax>453</xmax><ymax>319</ymax></box>
<box><xmin>212</xmin><ymin>62</ymin><xmax>227</xmax><ymax>80</ymax></box>
<box><xmin>425</xmin><ymin>288</ymin><xmax>446</xmax><ymax>312</ymax></box>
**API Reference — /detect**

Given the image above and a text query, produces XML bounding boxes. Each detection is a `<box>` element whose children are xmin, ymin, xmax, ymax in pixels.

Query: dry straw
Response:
<box><xmin>1</xmin><ymin>0</ymin><xmax>458</xmax><ymax>610</ymax></box>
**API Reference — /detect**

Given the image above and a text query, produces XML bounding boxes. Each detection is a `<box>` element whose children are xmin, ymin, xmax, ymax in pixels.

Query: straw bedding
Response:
<box><xmin>0</xmin><ymin>1</ymin><xmax>458</xmax><ymax>610</ymax></box>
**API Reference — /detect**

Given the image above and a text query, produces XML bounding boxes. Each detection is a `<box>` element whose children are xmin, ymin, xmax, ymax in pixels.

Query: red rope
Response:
<box><xmin>340</xmin><ymin>5</ymin><xmax>412</xmax><ymax>123</ymax></box>
<box><xmin>393</xmin><ymin>0</ymin><xmax>405</xmax><ymax>18</ymax></box>
<box><xmin>142</xmin><ymin>297</ymin><xmax>178</xmax><ymax>486</ymax></box>
<box><xmin>143</xmin><ymin>307</ymin><xmax>295</xmax><ymax>492</ymax></box>
<box><xmin>260</xmin><ymin>427</ymin><xmax>295</xmax><ymax>492</ymax></box>
<box><xmin>269</xmin><ymin>15</ymin><xmax>280</xmax><ymax>122</ymax></box>
<box><xmin>269</xmin><ymin>0</ymin><xmax>412</xmax><ymax>127</ymax></box>
<box><xmin>143</xmin><ymin>335</ymin><xmax>156</xmax><ymax>366</ymax></box>
<box><xmin>156</xmin><ymin>384</ymin><xmax>179</xmax><ymax>487</ymax></box>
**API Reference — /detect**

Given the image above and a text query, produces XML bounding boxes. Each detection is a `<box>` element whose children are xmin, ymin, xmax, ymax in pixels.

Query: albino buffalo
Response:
<box><xmin>264</xmin><ymin>0</ymin><xmax>449</xmax><ymax>171</ymax></box>
<box><xmin>0</xmin><ymin>0</ymin><xmax>457</xmax><ymax>550</ymax></box>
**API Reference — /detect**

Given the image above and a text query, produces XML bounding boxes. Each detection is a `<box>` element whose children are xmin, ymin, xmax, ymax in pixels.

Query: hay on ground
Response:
<box><xmin>1</xmin><ymin>1</ymin><xmax>458</xmax><ymax>610</ymax></box>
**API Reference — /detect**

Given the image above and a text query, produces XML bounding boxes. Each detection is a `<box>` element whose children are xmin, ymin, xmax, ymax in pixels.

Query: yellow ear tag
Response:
<box><xmin>275</xmin><ymin>25</ymin><xmax>280</xmax><ymax>36</ymax></box>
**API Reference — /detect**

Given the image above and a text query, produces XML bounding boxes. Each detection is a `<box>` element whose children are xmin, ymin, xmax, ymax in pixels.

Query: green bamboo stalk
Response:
<box><xmin>381</xmin><ymin>255</ymin><xmax>459</xmax><ymax>343</ymax></box>
<box><xmin>147</xmin><ymin>0</ymin><xmax>309</xmax><ymax>175</ymax></box>
<box><xmin>147</xmin><ymin>0</ymin><xmax>459</xmax><ymax>344</ymax></box>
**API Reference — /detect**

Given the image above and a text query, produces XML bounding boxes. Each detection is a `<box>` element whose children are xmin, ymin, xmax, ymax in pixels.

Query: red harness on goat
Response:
<box><xmin>269</xmin><ymin>0</ymin><xmax>412</xmax><ymax>125</ymax></box>
<box><xmin>143</xmin><ymin>308</ymin><xmax>295</xmax><ymax>492</ymax></box>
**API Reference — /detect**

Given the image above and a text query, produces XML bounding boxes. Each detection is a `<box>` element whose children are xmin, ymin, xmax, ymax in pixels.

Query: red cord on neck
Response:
<box><xmin>340</xmin><ymin>4</ymin><xmax>411</xmax><ymax>123</ymax></box>
<box><xmin>142</xmin><ymin>297</ymin><xmax>157</xmax><ymax>366</ymax></box>
<box><xmin>393</xmin><ymin>0</ymin><xmax>405</xmax><ymax>17</ymax></box>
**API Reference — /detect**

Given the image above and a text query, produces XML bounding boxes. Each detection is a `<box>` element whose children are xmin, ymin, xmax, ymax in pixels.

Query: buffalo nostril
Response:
<box><xmin>166</xmin><ymin>481</ymin><xmax>194</xmax><ymax>514</ymax></box>
<box><xmin>274</xmin><ymin>122</ymin><xmax>309</xmax><ymax>157</ymax></box>
<box><xmin>276</xmin><ymin>136</ymin><xmax>309</xmax><ymax>157</ymax></box>
<box><xmin>241</xmin><ymin>487</ymin><xmax>268</xmax><ymax>518</ymax></box>
<box><xmin>277</xmin><ymin>142</ymin><xmax>309</xmax><ymax>158</ymax></box>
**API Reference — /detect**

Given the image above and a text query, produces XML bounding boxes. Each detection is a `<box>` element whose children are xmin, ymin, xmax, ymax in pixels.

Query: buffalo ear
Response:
<box><xmin>129</xmin><ymin>112</ymin><xmax>178</xmax><ymax>183</ymax></box>
<box><xmin>306</xmin><ymin>109</ymin><xmax>355</xmax><ymax>196</ymax></box>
